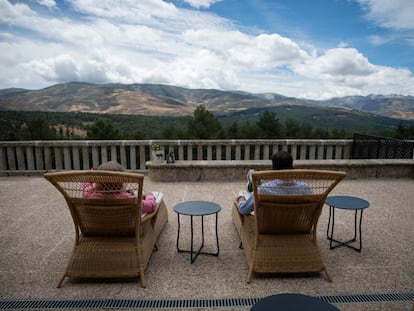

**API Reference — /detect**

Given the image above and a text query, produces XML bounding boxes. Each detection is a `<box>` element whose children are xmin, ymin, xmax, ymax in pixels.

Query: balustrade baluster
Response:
<box><xmin>63</xmin><ymin>146</ymin><xmax>71</xmax><ymax>169</ymax></box>
<box><xmin>335</xmin><ymin>145</ymin><xmax>343</xmax><ymax>159</ymax></box>
<box><xmin>178</xmin><ymin>145</ymin><xmax>184</xmax><ymax>161</ymax></box>
<box><xmin>187</xmin><ymin>145</ymin><xmax>193</xmax><ymax>161</ymax></box>
<box><xmin>225</xmin><ymin>144</ymin><xmax>231</xmax><ymax>160</ymax></box>
<box><xmin>263</xmin><ymin>145</ymin><xmax>270</xmax><ymax>160</ymax></box>
<box><xmin>82</xmin><ymin>146</ymin><xmax>89</xmax><ymax>170</ymax></box>
<box><xmin>120</xmin><ymin>145</ymin><xmax>127</xmax><ymax>168</ymax></box>
<box><xmin>111</xmin><ymin>145</ymin><xmax>117</xmax><ymax>162</ymax></box>
<box><xmin>290</xmin><ymin>145</ymin><xmax>298</xmax><ymax>160</ymax></box>
<box><xmin>6</xmin><ymin>147</ymin><xmax>16</xmax><ymax>171</ymax></box>
<box><xmin>207</xmin><ymin>145</ymin><xmax>213</xmax><ymax>160</ymax></box>
<box><xmin>197</xmin><ymin>145</ymin><xmax>203</xmax><ymax>160</ymax></box>
<box><xmin>216</xmin><ymin>144</ymin><xmax>222</xmax><ymax>160</ymax></box>
<box><xmin>92</xmin><ymin>146</ymin><xmax>99</xmax><ymax>168</ymax></box>
<box><xmin>101</xmin><ymin>147</ymin><xmax>108</xmax><ymax>164</ymax></box>
<box><xmin>16</xmin><ymin>146</ymin><xmax>25</xmax><ymax>171</ymax></box>
<box><xmin>139</xmin><ymin>145</ymin><xmax>146</xmax><ymax>170</ymax></box>
<box><xmin>72</xmin><ymin>146</ymin><xmax>80</xmax><ymax>170</ymax></box>
<box><xmin>300</xmin><ymin>145</ymin><xmax>306</xmax><ymax>160</ymax></box>
<box><xmin>54</xmin><ymin>147</ymin><xmax>63</xmax><ymax>170</ymax></box>
<box><xmin>0</xmin><ymin>147</ymin><xmax>7</xmax><ymax>171</ymax></box>
<box><xmin>43</xmin><ymin>146</ymin><xmax>50</xmax><ymax>170</ymax></box>
<box><xmin>317</xmin><ymin>145</ymin><xmax>325</xmax><ymax>160</ymax></box>
<box><xmin>130</xmin><ymin>145</ymin><xmax>136</xmax><ymax>170</ymax></box>
<box><xmin>0</xmin><ymin>139</ymin><xmax>368</xmax><ymax>174</ymax></box>
<box><xmin>26</xmin><ymin>146</ymin><xmax>35</xmax><ymax>171</ymax></box>
<box><xmin>254</xmin><ymin>144</ymin><xmax>260</xmax><ymax>160</ymax></box>
<box><xmin>235</xmin><ymin>145</ymin><xmax>241</xmax><ymax>160</ymax></box>
<box><xmin>326</xmin><ymin>146</ymin><xmax>333</xmax><ymax>160</ymax></box>
<box><xmin>344</xmin><ymin>145</ymin><xmax>351</xmax><ymax>158</ymax></box>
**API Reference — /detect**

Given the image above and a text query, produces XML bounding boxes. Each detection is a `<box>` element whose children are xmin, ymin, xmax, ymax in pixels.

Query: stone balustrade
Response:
<box><xmin>0</xmin><ymin>139</ymin><xmax>352</xmax><ymax>175</ymax></box>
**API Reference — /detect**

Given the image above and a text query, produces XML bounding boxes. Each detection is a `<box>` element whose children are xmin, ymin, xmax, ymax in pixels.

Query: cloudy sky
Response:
<box><xmin>1</xmin><ymin>0</ymin><xmax>414</xmax><ymax>99</ymax></box>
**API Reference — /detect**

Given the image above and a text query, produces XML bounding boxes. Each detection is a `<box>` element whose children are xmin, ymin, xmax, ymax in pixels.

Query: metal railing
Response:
<box><xmin>353</xmin><ymin>133</ymin><xmax>414</xmax><ymax>159</ymax></box>
<box><xmin>0</xmin><ymin>139</ymin><xmax>353</xmax><ymax>174</ymax></box>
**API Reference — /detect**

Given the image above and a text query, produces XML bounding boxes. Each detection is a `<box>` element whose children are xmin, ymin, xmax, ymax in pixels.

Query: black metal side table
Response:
<box><xmin>251</xmin><ymin>294</ymin><xmax>339</xmax><ymax>311</ymax></box>
<box><xmin>173</xmin><ymin>201</ymin><xmax>221</xmax><ymax>263</ymax></box>
<box><xmin>326</xmin><ymin>195</ymin><xmax>370</xmax><ymax>252</ymax></box>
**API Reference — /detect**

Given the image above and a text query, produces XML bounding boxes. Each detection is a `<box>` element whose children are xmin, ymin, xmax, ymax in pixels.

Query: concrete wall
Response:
<box><xmin>146</xmin><ymin>159</ymin><xmax>414</xmax><ymax>181</ymax></box>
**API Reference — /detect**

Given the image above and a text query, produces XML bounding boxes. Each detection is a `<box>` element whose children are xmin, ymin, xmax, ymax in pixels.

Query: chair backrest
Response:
<box><xmin>252</xmin><ymin>169</ymin><xmax>346</xmax><ymax>234</ymax></box>
<box><xmin>44</xmin><ymin>170</ymin><xmax>144</xmax><ymax>237</ymax></box>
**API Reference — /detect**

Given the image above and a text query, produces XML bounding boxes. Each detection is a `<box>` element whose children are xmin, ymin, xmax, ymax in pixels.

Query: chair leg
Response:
<box><xmin>56</xmin><ymin>274</ymin><xmax>66</xmax><ymax>288</ymax></box>
<box><xmin>324</xmin><ymin>267</ymin><xmax>333</xmax><ymax>282</ymax></box>
<box><xmin>140</xmin><ymin>269</ymin><xmax>146</xmax><ymax>288</ymax></box>
<box><xmin>246</xmin><ymin>266</ymin><xmax>253</xmax><ymax>283</ymax></box>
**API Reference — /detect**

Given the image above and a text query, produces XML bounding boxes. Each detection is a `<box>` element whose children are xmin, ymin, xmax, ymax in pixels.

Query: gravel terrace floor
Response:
<box><xmin>0</xmin><ymin>176</ymin><xmax>413</xmax><ymax>311</ymax></box>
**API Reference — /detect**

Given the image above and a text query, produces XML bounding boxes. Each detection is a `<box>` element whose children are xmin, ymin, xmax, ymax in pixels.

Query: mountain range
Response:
<box><xmin>0</xmin><ymin>82</ymin><xmax>413</xmax><ymax>122</ymax></box>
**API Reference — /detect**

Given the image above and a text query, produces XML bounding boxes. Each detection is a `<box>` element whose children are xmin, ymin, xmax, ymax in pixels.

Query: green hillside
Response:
<box><xmin>1</xmin><ymin>108</ymin><xmax>413</xmax><ymax>141</ymax></box>
<box><xmin>1</xmin><ymin>83</ymin><xmax>414</xmax><ymax>140</ymax></box>
<box><xmin>219</xmin><ymin>104</ymin><xmax>412</xmax><ymax>132</ymax></box>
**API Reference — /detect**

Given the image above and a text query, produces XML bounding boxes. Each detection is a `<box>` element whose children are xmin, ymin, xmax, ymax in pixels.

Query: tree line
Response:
<box><xmin>1</xmin><ymin>106</ymin><xmax>413</xmax><ymax>140</ymax></box>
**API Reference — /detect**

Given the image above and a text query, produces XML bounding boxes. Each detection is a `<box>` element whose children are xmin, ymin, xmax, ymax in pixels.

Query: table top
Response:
<box><xmin>326</xmin><ymin>195</ymin><xmax>369</xmax><ymax>210</ymax></box>
<box><xmin>251</xmin><ymin>294</ymin><xmax>339</xmax><ymax>311</ymax></box>
<box><xmin>173</xmin><ymin>201</ymin><xmax>221</xmax><ymax>216</ymax></box>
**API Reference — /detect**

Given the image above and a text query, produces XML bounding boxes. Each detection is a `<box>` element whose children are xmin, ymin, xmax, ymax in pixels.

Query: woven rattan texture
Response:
<box><xmin>232</xmin><ymin>169</ymin><xmax>346</xmax><ymax>283</ymax></box>
<box><xmin>44</xmin><ymin>170</ymin><xmax>168</xmax><ymax>288</ymax></box>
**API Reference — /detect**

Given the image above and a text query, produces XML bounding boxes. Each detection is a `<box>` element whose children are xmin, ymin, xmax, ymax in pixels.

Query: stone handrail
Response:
<box><xmin>0</xmin><ymin>139</ymin><xmax>352</xmax><ymax>175</ymax></box>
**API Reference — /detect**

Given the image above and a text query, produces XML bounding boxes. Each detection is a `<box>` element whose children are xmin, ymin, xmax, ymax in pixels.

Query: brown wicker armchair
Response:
<box><xmin>44</xmin><ymin>170</ymin><xmax>168</xmax><ymax>288</ymax></box>
<box><xmin>232</xmin><ymin>169</ymin><xmax>346</xmax><ymax>283</ymax></box>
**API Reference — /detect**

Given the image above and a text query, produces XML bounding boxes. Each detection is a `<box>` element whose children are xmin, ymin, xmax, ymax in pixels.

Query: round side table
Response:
<box><xmin>326</xmin><ymin>195</ymin><xmax>369</xmax><ymax>252</ymax></box>
<box><xmin>173</xmin><ymin>201</ymin><xmax>221</xmax><ymax>263</ymax></box>
<box><xmin>251</xmin><ymin>294</ymin><xmax>339</xmax><ymax>311</ymax></box>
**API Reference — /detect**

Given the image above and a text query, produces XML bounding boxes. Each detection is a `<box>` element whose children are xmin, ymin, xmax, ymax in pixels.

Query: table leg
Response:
<box><xmin>327</xmin><ymin>205</ymin><xmax>333</xmax><ymax>239</ymax></box>
<box><xmin>190</xmin><ymin>216</ymin><xmax>194</xmax><ymax>261</ymax></box>
<box><xmin>214</xmin><ymin>212</ymin><xmax>220</xmax><ymax>256</ymax></box>
<box><xmin>357</xmin><ymin>210</ymin><xmax>363</xmax><ymax>251</ymax></box>
<box><xmin>189</xmin><ymin>215</ymin><xmax>206</xmax><ymax>263</ymax></box>
<box><xmin>327</xmin><ymin>206</ymin><xmax>364</xmax><ymax>252</ymax></box>
<box><xmin>176</xmin><ymin>213</ymin><xmax>181</xmax><ymax>251</ymax></box>
<box><xmin>176</xmin><ymin>213</ymin><xmax>220</xmax><ymax>263</ymax></box>
<box><xmin>201</xmin><ymin>215</ymin><xmax>205</xmax><ymax>250</ymax></box>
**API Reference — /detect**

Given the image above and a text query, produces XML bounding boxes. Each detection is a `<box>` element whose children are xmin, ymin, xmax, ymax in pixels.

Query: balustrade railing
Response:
<box><xmin>0</xmin><ymin>139</ymin><xmax>352</xmax><ymax>174</ymax></box>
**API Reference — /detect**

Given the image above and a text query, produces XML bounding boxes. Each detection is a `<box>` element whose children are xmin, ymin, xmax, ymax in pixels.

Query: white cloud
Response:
<box><xmin>293</xmin><ymin>48</ymin><xmax>376</xmax><ymax>78</ymax></box>
<box><xmin>24</xmin><ymin>54</ymin><xmax>80</xmax><ymax>82</ymax></box>
<box><xmin>356</xmin><ymin>0</ymin><xmax>414</xmax><ymax>49</ymax></box>
<box><xmin>357</xmin><ymin>0</ymin><xmax>414</xmax><ymax>30</ymax></box>
<box><xmin>0</xmin><ymin>0</ymin><xmax>37</xmax><ymax>23</ymax></box>
<box><xmin>0</xmin><ymin>0</ymin><xmax>104</xmax><ymax>47</ymax></box>
<box><xmin>37</xmin><ymin>0</ymin><xmax>56</xmax><ymax>9</ymax></box>
<box><xmin>0</xmin><ymin>0</ymin><xmax>413</xmax><ymax>100</ymax></box>
<box><xmin>184</xmin><ymin>29</ymin><xmax>309</xmax><ymax>69</ymax></box>
<box><xmin>150</xmin><ymin>49</ymin><xmax>239</xmax><ymax>90</ymax></box>
<box><xmin>368</xmin><ymin>34</ymin><xmax>395</xmax><ymax>45</ymax></box>
<box><xmin>291</xmin><ymin>47</ymin><xmax>414</xmax><ymax>99</ymax></box>
<box><xmin>0</xmin><ymin>0</ymin><xmax>310</xmax><ymax>91</ymax></box>
<box><xmin>69</xmin><ymin>0</ymin><xmax>178</xmax><ymax>23</ymax></box>
<box><xmin>183</xmin><ymin>0</ymin><xmax>222</xmax><ymax>9</ymax></box>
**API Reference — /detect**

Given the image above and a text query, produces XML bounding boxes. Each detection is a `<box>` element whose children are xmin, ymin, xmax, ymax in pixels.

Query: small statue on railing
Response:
<box><xmin>151</xmin><ymin>144</ymin><xmax>165</xmax><ymax>163</ymax></box>
<box><xmin>166</xmin><ymin>148</ymin><xmax>175</xmax><ymax>164</ymax></box>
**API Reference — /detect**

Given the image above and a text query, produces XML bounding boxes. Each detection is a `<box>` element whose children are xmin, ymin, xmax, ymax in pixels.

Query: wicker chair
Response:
<box><xmin>44</xmin><ymin>170</ymin><xmax>168</xmax><ymax>288</ymax></box>
<box><xmin>232</xmin><ymin>169</ymin><xmax>346</xmax><ymax>283</ymax></box>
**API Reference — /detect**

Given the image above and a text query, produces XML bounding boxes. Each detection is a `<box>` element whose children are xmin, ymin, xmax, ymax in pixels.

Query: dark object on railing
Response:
<box><xmin>352</xmin><ymin>133</ymin><xmax>414</xmax><ymax>159</ymax></box>
<box><xmin>166</xmin><ymin>148</ymin><xmax>175</xmax><ymax>164</ymax></box>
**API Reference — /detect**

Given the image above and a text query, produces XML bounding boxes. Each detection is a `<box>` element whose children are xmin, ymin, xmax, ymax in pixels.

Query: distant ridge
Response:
<box><xmin>0</xmin><ymin>82</ymin><xmax>413</xmax><ymax>120</ymax></box>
